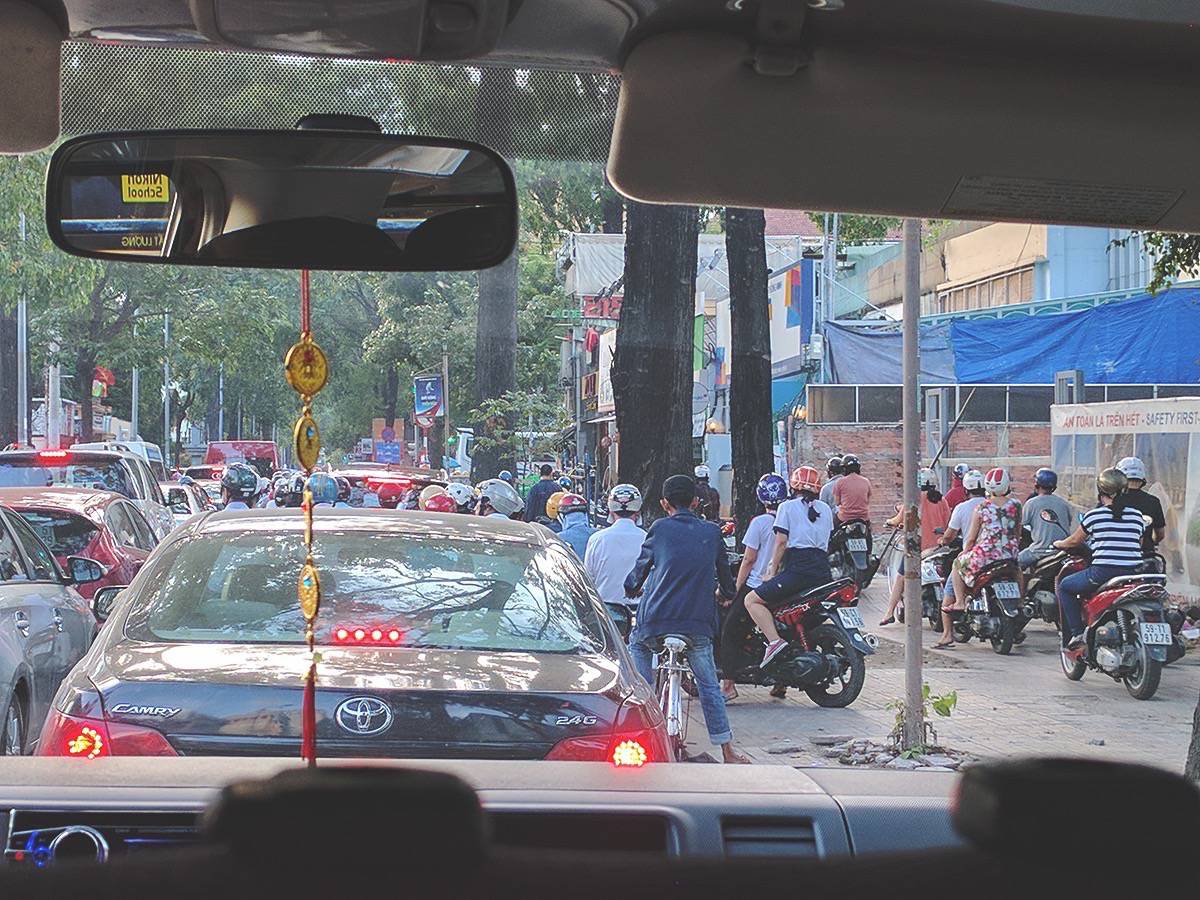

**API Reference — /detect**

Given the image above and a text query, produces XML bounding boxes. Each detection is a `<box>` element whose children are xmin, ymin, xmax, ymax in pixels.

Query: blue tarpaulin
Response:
<box><xmin>950</xmin><ymin>288</ymin><xmax>1200</xmax><ymax>384</ymax></box>
<box><xmin>826</xmin><ymin>322</ymin><xmax>957</xmax><ymax>384</ymax></box>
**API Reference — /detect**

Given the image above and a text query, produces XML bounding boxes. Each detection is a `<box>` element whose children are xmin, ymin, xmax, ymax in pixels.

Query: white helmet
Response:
<box><xmin>445</xmin><ymin>482</ymin><xmax>476</xmax><ymax>510</ymax></box>
<box><xmin>983</xmin><ymin>467</ymin><xmax>1011</xmax><ymax>496</ymax></box>
<box><xmin>608</xmin><ymin>483</ymin><xmax>643</xmax><ymax>514</ymax></box>
<box><xmin>1116</xmin><ymin>456</ymin><xmax>1146</xmax><ymax>482</ymax></box>
<box><xmin>917</xmin><ymin>467</ymin><xmax>937</xmax><ymax>490</ymax></box>
<box><xmin>962</xmin><ymin>469</ymin><xmax>984</xmax><ymax>491</ymax></box>
<box><xmin>478</xmin><ymin>479</ymin><xmax>524</xmax><ymax>516</ymax></box>
<box><xmin>694</xmin><ymin>465</ymin><xmax>710</xmax><ymax>480</ymax></box>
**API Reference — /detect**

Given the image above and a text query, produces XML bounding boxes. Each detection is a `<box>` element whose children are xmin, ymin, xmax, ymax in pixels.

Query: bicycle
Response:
<box><xmin>654</xmin><ymin>635</ymin><xmax>692</xmax><ymax>762</ymax></box>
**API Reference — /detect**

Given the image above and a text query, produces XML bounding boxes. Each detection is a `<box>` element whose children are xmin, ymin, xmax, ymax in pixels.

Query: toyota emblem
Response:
<box><xmin>334</xmin><ymin>696</ymin><xmax>393</xmax><ymax>736</ymax></box>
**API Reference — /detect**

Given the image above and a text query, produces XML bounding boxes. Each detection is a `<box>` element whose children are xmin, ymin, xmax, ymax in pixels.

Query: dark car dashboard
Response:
<box><xmin>0</xmin><ymin>759</ymin><xmax>960</xmax><ymax>867</ymax></box>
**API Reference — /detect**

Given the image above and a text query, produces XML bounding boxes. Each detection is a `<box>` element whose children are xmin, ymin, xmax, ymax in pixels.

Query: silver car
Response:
<box><xmin>0</xmin><ymin>506</ymin><xmax>102</xmax><ymax>755</ymax></box>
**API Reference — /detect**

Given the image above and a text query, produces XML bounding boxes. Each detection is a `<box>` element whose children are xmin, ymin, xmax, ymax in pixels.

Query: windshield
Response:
<box><xmin>0</xmin><ymin>459</ymin><xmax>135</xmax><ymax>498</ymax></box>
<box><xmin>126</xmin><ymin>529</ymin><xmax>605</xmax><ymax>653</ymax></box>
<box><xmin>12</xmin><ymin>508</ymin><xmax>99</xmax><ymax>557</ymax></box>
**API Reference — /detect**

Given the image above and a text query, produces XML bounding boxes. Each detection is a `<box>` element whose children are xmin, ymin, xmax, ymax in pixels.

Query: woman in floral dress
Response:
<box><xmin>934</xmin><ymin>467</ymin><xmax>1021</xmax><ymax>649</ymax></box>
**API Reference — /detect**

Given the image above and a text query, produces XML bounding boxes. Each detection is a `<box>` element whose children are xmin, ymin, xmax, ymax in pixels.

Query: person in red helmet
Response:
<box><xmin>376</xmin><ymin>482</ymin><xmax>404</xmax><ymax>509</ymax></box>
<box><xmin>423</xmin><ymin>493</ymin><xmax>458</xmax><ymax>514</ymax></box>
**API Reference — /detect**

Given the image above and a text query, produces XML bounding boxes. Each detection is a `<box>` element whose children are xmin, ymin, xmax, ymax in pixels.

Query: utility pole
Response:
<box><xmin>16</xmin><ymin>212</ymin><xmax>29</xmax><ymax>446</ymax></box>
<box><xmin>901</xmin><ymin>218</ymin><xmax>925</xmax><ymax>749</ymax></box>
<box><xmin>442</xmin><ymin>342</ymin><xmax>451</xmax><ymax>467</ymax></box>
<box><xmin>573</xmin><ymin>327</ymin><xmax>583</xmax><ymax>473</ymax></box>
<box><xmin>130</xmin><ymin>322</ymin><xmax>139</xmax><ymax>439</ymax></box>
<box><xmin>217</xmin><ymin>365</ymin><xmax>224</xmax><ymax>439</ymax></box>
<box><xmin>162</xmin><ymin>312</ymin><xmax>171</xmax><ymax>463</ymax></box>
<box><xmin>46</xmin><ymin>342</ymin><xmax>61</xmax><ymax>449</ymax></box>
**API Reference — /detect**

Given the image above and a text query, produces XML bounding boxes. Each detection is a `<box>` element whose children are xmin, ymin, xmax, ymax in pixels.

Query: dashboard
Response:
<box><xmin>0</xmin><ymin>759</ymin><xmax>961</xmax><ymax>867</ymax></box>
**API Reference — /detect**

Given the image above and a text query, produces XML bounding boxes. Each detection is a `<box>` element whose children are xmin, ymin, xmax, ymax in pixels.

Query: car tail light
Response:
<box><xmin>38</xmin><ymin>450</ymin><xmax>69</xmax><ymax>460</ymax></box>
<box><xmin>332</xmin><ymin>624</ymin><xmax>406</xmax><ymax>645</ymax></box>
<box><xmin>545</xmin><ymin>728</ymin><xmax>667</xmax><ymax>765</ymax></box>
<box><xmin>36</xmin><ymin>710</ymin><xmax>177</xmax><ymax>758</ymax></box>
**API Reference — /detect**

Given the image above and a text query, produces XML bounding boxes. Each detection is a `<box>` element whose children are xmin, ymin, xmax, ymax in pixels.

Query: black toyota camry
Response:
<box><xmin>34</xmin><ymin>509</ymin><xmax>668</xmax><ymax>762</ymax></box>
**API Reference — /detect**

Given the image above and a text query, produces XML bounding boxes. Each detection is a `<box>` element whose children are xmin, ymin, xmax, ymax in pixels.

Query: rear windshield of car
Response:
<box><xmin>125</xmin><ymin>529</ymin><xmax>606</xmax><ymax>653</ymax></box>
<box><xmin>13</xmin><ymin>509</ymin><xmax>99</xmax><ymax>557</ymax></box>
<box><xmin>0</xmin><ymin>457</ymin><xmax>135</xmax><ymax>499</ymax></box>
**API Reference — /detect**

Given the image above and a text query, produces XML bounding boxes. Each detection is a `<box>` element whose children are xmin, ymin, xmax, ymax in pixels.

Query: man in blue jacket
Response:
<box><xmin>523</xmin><ymin>464</ymin><xmax>559</xmax><ymax>522</ymax></box>
<box><xmin>625</xmin><ymin>474</ymin><xmax>748</xmax><ymax>764</ymax></box>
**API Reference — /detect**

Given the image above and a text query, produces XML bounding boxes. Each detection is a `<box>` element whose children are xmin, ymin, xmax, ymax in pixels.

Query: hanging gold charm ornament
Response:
<box><xmin>289</xmin><ymin>269</ymin><xmax>327</xmax><ymax>766</ymax></box>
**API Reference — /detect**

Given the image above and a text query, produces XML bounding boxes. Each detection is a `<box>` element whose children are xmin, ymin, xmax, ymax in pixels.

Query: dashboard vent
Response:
<box><xmin>721</xmin><ymin>818</ymin><xmax>818</xmax><ymax>858</ymax></box>
<box><xmin>5</xmin><ymin>810</ymin><xmax>201</xmax><ymax>866</ymax></box>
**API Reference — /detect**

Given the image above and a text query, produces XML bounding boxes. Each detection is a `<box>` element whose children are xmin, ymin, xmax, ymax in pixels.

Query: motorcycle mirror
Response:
<box><xmin>1040</xmin><ymin>508</ymin><xmax>1060</xmax><ymax>524</ymax></box>
<box><xmin>1142</xmin><ymin>514</ymin><xmax>1153</xmax><ymax>527</ymax></box>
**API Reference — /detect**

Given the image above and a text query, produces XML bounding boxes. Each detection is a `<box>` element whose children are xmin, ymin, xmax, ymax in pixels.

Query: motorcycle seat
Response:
<box><xmin>975</xmin><ymin>558</ymin><xmax>1020</xmax><ymax>580</ymax></box>
<box><xmin>1095</xmin><ymin>573</ymin><xmax>1167</xmax><ymax>593</ymax></box>
<box><xmin>787</xmin><ymin>577</ymin><xmax>856</xmax><ymax>603</ymax></box>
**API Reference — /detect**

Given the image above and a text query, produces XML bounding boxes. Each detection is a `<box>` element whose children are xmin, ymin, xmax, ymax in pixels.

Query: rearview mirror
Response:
<box><xmin>66</xmin><ymin>556</ymin><xmax>107</xmax><ymax>585</ymax></box>
<box><xmin>91</xmin><ymin>585</ymin><xmax>126</xmax><ymax>623</ymax></box>
<box><xmin>46</xmin><ymin>130</ymin><xmax>517</xmax><ymax>272</ymax></box>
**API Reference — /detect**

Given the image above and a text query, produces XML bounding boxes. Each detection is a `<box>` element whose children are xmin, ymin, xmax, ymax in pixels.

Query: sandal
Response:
<box><xmin>721</xmin><ymin>685</ymin><xmax>739</xmax><ymax>702</ymax></box>
<box><xmin>769</xmin><ymin>684</ymin><xmax>788</xmax><ymax>699</ymax></box>
<box><xmin>932</xmin><ymin>640</ymin><xmax>955</xmax><ymax>650</ymax></box>
<box><xmin>879</xmin><ymin>616</ymin><xmax>895</xmax><ymax>626</ymax></box>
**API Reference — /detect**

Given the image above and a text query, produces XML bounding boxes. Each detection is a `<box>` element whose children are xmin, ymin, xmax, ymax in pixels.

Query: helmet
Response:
<box><xmin>1097</xmin><ymin>467</ymin><xmax>1128</xmax><ymax>498</ymax></box>
<box><xmin>694</xmin><ymin>465</ymin><xmax>711</xmax><ymax>481</ymax></box>
<box><xmin>546</xmin><ymin>491</ymin><xmax>567</xmax><ymax>520</ymax></box>
<box><xmin>558</xmin><ymin>493</ymin><xmax>588</xmax><ymax>516</ymax></box>
<box><xmin>335</xmin><ymin>476</ymin><xmax>351</xmax><ymax>502</ymax></box>
<box><xmin>558</xmin><ymin>476</ymin><xmax>573</xmax><ymax>491</ymax></box>
<box><xmin>1034</xmin><ymin>467</ymin><xmax>1058</xmax><ymax>491</ymax></box>
<box><xmin>479</xmin><ymin>478</ymin><xmax>524</xmax><ymax>516</ymax></box>
<box><xmin>418</xmin><ymin>484</ymin><xmax>447</xmax><ymax>510</ymax></box>
<box><xmin>423</xmin><ymin>493</ymin><xmax>457</xmax><ymax>514</ymax></box>
<box><xmin>256</xmin><ymin>476</ymin><xmax>269</xmax><ymax>498</ymax></box>
<box><xmin>789</xmin><ymin>465</ymin><xmax>822</xmax><ymax>494</ymax></box>
<box><xmin>755</xmin><ymin>473</ymin><xmax>789</xmax><ymax>506</ymax></box>
<box><xmin>377</xmin><ymin>482</ymin><xmax>404</xmax><ymax>508</ymax></box>
<box><xmin>962</xmin><ymin>469</ymin><xmax>984</xmax><ymax>491</ymax></box>
<box><xmin>841</xmin><ymin>453</ymin><xmax>861</xmax><ymax>473</ymax></box>
<box><xmin>983</xmin><ymin>467</ymin><xmax>1011</xmax><ymax>496</ymax></box>
<box><xmin>918</xmin><ymin>467</ymin><xmax>937</xmax><ymax>490</ymax></box>
<box><xmin>306</xmin><ymin>472</ymin><xmax>338</xmax><ymax>505</ymax></box>
<box><xmin>1116</xmin><ymin>456</ymin><xmax>1146</xmax><ymax>482</ymax></box>
<box><xmin>445</xmin><ymin>482</ymin><xmax>477</xmax><ymax>511</ymax></box>
<box><xmin>607</xmin><ymin>483</ymin><xmax>643</xmax><ymax>514</ymax></box>
<box><xmin>498</xmin><ymin>470</ymin><xmax>514</xmax><ymax>484</ymax></box>
<box><xmin>220</xmin><ymin>463</ymin><xmax>259</xmax><ymax>502</ymax></box>
<box><xmin>178</xmin><ymin>475</ymin><xmax>194</xmax><ymax>487</ymax></box>
<box><xmin>826</xmin><ymin>456</ymin><xmax>843</xmax><ymax>476</ymax></box>
<box><xmin>953</xmin><ymin>463</ymin><xmax>970</xmax><ymax>479</ymax></box>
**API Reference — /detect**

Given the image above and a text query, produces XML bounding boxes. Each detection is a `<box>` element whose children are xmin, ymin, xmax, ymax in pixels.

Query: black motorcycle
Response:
<box><xmin>948</xmin><ymin>558</ymin><xmax>1027</xmax><ymax>654</ymax></box>
<box><xmin>829</xmin><ymin>519</ymin><xmax>873</xmax><ymax>590</ymax></box>
<box><xmin>902</xmin><ymin>539</ymin><xmax>960</xmax><ymax>632</ymax></box>
<box><xmin>720</xmin><ymin>578</ymin><xmax>876</xmax><ymax>707</ymax></box>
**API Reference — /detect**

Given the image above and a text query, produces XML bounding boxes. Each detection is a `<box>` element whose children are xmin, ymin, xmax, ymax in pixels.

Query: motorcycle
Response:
<box><xmin>829</xmin><ymin>519</ymin><xmax>873</xmax><ymax>590</ymax></box>
<box><xmin>1019</xmin><ymin>506</ymin><xmax>1074</xmax><ymax>626</ymax></box>
<box><xmin>909</xmin><ymin>539</ymin><xmax>960</xmax><ymax>632</ymax></box>
<box><xmin>1056</xmin><ymin>548</ymin><xmax>1185</xmax><ymax>700</ymax></box>
<box><xmin>720</xmin><ymin>578</ymin><xmax>876</xmax><ymax>708</ymax></box>
<box><xmin>947</xmin><ymin>558</ymin><xmax>1026</xmax><ymax>654</ymax></box>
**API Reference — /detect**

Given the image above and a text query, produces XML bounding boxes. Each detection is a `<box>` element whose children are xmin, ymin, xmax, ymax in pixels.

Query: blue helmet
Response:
<box><xmin>306</xmin><ymin>472</ymin><xmax>338</xmax><ymax>505</ymax></box>
<box><xmin>558</xmin><ymin>475</ymin><xmax>573</xmax><ymax>490</ymax></box>
<box><xmin>756</xmin><ymin>473</ymin><xmax>789</xmax><ymax>506</ymax></box>
<box><xmin>498</xmin><ymin>470</ymin><xmax>514</xmax><ymax>484</ymax></box>
<box><xmin>1034</xmin><ymin>467</ymin><xmax>1058</xmax><ymax>491</ymax></box>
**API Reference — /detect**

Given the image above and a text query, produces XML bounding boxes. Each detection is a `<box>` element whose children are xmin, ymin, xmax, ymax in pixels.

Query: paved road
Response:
<box><xmin>684</xmin><ymin>578</ymin><xmax>1200</xmax><ymax>771</ymax></box>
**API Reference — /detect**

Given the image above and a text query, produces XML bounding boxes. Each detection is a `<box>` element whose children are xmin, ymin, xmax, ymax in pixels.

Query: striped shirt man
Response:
<box><xmin>1081</xmin><ymin>505</ymin><xmax>1146</xmax><ymax>567</ymax></box>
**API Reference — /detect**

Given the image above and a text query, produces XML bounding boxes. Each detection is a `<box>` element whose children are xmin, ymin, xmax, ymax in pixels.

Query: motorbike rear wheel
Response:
<box><xmin>803</xmin><ymin>624</ymin><xmax>867</xmax><ymax>708</ymax></box>
<box><xmin>990</xmin><ymin>614</ymin><xmax>1015</xmax><ymax>655</ymax></box>
<box><xmin>1123</xmin><ymin>634</ymin><xmax>1163</xmax><ymax>701</ymax></box>
<box><xmin>1060</xmin><ymin>649</ymin><xmax>1086</xmax><ymax>681</ymax></box>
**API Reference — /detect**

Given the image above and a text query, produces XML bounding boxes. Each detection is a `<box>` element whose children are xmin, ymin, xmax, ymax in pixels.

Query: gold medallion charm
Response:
<box><xmin>298</xmin><ymin>559</ymin><xmax>321</xmax><ymax>621</ymax></box>
<box><xmin>293</xmin><ymin>411</ymin><xmax>321</xmax><ymax>470</ymax></box>
<box><xmin>284</xmin><ymin>335</ymin><xmax>329</xmax><ymax>397</ymax></box>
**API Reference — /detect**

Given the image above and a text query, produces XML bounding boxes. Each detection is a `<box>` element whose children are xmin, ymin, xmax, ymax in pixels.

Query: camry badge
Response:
<box><xmin>110</xmin><ymin>704</ymin><xmax>181</xmax><ymax>718</ymax></box>
<box><xmin>335</xmin><ymin>696</ymin><xmax>393</xmax><ymax>736</ymax></box>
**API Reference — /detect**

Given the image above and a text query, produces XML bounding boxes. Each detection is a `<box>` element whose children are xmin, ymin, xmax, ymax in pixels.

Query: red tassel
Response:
<box><xmin>301</xmin><ymin>661</ymin><xmax>317</xmax><ymax>766</ymax></box>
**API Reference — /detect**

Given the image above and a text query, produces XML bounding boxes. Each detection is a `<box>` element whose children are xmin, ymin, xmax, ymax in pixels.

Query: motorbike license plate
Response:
<box><xmin>992</xmin><ymin>581</ymin><xmax>1021</xmax><ymax>600</ymax></box>
<box><xmin>1139</xmin><ymin>622</ymin><xmax>1172</xmax><ymax>646</ymax></box>
<box><xmin>847</xmin><ymin>538</ymin><xmax>868</xmax><ymax>552</ymax></box>
<box><xmin>837</xmin><ymin>607</ymin><xmax>865</xmax><ymax>630</ymax></box>
<box><xmin>920</xmin><ymin>561</ymin><xmax>941</xmax><ymax>585</ymax></box>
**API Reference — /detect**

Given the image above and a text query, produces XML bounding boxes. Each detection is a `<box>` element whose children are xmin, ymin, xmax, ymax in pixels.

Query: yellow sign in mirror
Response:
<box><xmin>120</xmin><ymin>173</ymin><xmax>170</xmax><ymax>203</ymax></box>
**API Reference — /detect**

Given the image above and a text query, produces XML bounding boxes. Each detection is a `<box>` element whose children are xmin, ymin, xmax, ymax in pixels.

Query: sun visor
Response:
<box><xmin>609</xmin><ymin>31</ymin><xmax>1200</xmax><ymax>231</ymax></box>
<box><xmin>0</xmin><ymin>1</ymin><xmax>64</xmax><ymax>152</ymax></box>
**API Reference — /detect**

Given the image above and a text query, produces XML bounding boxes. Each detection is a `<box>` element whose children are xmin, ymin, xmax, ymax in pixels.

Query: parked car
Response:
<box><xmin>160</xmin><ymin>481</ymin><xmax>212</xmax><ymax>525</ymax></box>
<box><xmin>0</xmin><ymin>488</ymin><xmax>158</xmax><ymax>601</ymax></box>
<box><xmin>0</xmin><ymin>504</ymin><xmax>103</xmax><ymax>755</ymax></box>
<box><xmin>0</xmin><ymin>449</ymin><xmax>174</xmax><ymax>542</ymax></box>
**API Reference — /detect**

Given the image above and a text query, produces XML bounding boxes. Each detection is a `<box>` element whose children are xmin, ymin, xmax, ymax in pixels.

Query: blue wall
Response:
<box><xmin>1040</xmin><ymin>226</ymin><xmax>1113</xmax><ymax>301</ymax></box>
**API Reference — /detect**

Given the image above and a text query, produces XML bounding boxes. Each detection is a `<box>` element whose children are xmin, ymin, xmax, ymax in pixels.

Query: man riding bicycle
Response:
<box><xmin>624</xmin><ymin>474</ymin><xmax>749</xmax><ymax>764</ymax></box>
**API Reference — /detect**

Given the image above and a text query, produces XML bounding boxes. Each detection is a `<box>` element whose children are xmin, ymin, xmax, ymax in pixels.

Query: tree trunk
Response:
<box><xmin>601</xmin><ymin>175</ymin><xmax>624</xmax><ymax>234</ymax></box>
<box><xmin>473</xmin><ymin>250</ymin><xmax>518</xmax><ymax>480</ymax></box>
<box><xmin>428</xmin><ymin>417</ymin><xmax>446</xmax><ymax>473</ymax></box>
<box><xmin>611</xmin><ymin>201</ymin><xmax>699</xmax><ymax>523</ymax></box>
<box><xmin>382</xmin><ymin>368</ymin><xmax>399</xmax><ymax>429</ymax></box>
<box><xmin>726</xmin><ymin>208</ymin><xmax>775</xmax><ymax>544</ymax></box>
<box><xmin>0</xmin><ymin>308</ymin><xmax>16</xmax><ymax>446</ymax></box>
<box><xmin>75</xmin><ymin>350</ymin><xmax>96</xmax><ymax>442</ymax></box>
<box><xmin>1187</xmin><ymin>695</ymin><xmax>1200</xmax><ymax>782</ymax></box>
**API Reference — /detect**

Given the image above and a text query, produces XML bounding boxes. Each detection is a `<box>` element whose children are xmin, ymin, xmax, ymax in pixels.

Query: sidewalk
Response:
<box><xmin>684</xmin><ymin>577</ymin><xmax>1200</xmax><ymax>772</ymax></box>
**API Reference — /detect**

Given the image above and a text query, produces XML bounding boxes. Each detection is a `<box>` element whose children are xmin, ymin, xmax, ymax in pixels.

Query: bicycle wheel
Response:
<box><xmin>667</xmin><ymin>671</ymin><xmax>687</xmax><ymax>760</ymax></box>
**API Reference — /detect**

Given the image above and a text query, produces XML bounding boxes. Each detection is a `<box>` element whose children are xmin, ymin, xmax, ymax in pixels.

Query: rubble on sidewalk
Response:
<box><xmin>809</xmin><ymin>736</ymin><xmax>978</xmax><ymax>771</ymax></box>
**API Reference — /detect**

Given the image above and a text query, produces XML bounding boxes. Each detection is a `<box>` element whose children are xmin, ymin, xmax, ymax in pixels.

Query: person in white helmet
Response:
<box><xmin>584</xmin><ymin>484</ymin><xmax>647</xmax><ymax>612</ymax></box>
<box><xmin>478</xmin><ymin>479</ymin><xmax>524</xmax><ymax>519</ymax></box>
<box><xmin>693</xmin><ymin>465</ymin><xmax>722</xmax><ymax>522</ymax></box>
<box><xmin>935</xmin><ymin>467</ymin><xmax>1021</xmax><ymax>649</ymax></box>
<box><xmin>1115</xmin><ymin>456</ymin><xmax>1167</xmax><ymax>554</ymax></box>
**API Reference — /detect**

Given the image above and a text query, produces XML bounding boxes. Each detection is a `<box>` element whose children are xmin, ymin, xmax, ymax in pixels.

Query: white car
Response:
<box><xmin>159</xmin><ymin>481</ymin><xmax>210</xmax><ymax>526</ymax></box>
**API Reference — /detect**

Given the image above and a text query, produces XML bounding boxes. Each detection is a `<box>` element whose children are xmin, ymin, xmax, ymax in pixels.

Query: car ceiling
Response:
<box><xmin>9</xmin><ymin>0</ymin><xmax>1200</xmax><ymax>229</ymax></box>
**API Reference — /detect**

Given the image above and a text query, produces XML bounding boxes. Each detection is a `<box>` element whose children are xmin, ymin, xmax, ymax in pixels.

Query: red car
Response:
<box><xmin>0</xmin><ymin>488</ymin><xmax>158</xmax><ymax>600</ymax></box>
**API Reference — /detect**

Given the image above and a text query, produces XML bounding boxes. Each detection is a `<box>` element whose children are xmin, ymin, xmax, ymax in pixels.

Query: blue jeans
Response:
<box><xmin>1056</xmin><ymin>565</ymin><xmax>1128</xmax><ymax>636</ymax></box>
<box><xmin>630</xmin><ymin>634</ymin><xmax>732</xmax><ymax>746</ymax></box>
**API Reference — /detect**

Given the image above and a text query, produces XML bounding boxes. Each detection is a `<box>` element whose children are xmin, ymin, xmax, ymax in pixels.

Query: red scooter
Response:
<box><xmin>1056</xmin><ymin>549</ymin><xmax>1183</xmax><ymax>700</ymax></box>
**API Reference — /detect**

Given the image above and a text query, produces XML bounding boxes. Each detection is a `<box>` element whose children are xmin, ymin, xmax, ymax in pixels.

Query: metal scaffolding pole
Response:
<box><xmin>902</xmin><ymin>218</ymin><xmax>925</xmax><ymax>749</ymax></box>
